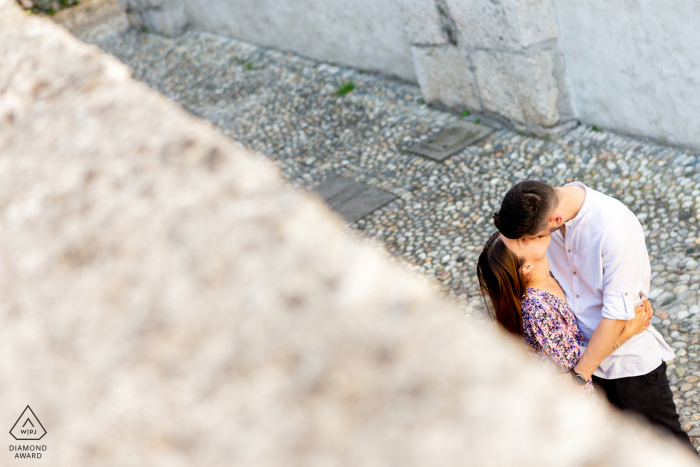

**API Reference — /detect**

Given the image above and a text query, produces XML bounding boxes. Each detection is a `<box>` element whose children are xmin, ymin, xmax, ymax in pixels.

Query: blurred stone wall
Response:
<box><xmin>1</xmin><ymin>1</ymin><xmax>700</xmax><ymax>465</ymax></box>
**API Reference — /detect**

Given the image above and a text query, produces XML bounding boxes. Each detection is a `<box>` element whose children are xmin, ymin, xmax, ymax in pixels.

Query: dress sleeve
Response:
<box><xmin>522</xmin><ymin>297</ymin><xmax>581</xmax><ymax>372</ymax></box>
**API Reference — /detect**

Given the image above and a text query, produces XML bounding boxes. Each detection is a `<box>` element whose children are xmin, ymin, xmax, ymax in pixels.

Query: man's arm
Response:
<box><xmin>574</xmin><ymin>218</ymin><xmax>650</xmax><ymax>380</ymax></box>
<box><xmin>574</xmin><ymin>318</ymin><xmax>626</xmax><ymax>380</ymax></box>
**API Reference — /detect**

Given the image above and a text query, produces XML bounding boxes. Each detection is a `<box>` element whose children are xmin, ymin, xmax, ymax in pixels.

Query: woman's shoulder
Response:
<box><xmin>521</xmin><ymin>288</ymin><xmax>554</xmax><ymax>315</ymax></box>
<box><xmin>522</xmin><ymin>287</ymin><xmax>547</xmax><ymax>304</ymax></box>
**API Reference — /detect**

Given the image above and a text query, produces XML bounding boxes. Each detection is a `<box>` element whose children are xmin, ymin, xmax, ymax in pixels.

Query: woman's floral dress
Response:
<box><xmin>521</xmin><ymin>276</ymin><xmax>599</xmax><ymax>408</ymax></box>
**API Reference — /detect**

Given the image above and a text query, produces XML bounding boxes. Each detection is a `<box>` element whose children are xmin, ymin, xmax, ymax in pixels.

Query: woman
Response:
<box><xmin>476</xmin><ymin>231</ymin><xmax>652</xmax><ymax>398</ymax></box>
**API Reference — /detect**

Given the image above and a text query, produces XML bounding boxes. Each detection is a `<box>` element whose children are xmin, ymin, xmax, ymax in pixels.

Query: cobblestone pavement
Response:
<box><xmin>62</xmin><ymin>5</ymin><xmax>700</xmax><ymax>446</ymax></box>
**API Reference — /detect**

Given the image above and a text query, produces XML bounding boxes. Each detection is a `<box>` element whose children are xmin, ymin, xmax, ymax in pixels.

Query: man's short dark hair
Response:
<box><xmin>493</xmin><ymin>181</ymin><xmax>558</xmax><ymax>239</ymax></box>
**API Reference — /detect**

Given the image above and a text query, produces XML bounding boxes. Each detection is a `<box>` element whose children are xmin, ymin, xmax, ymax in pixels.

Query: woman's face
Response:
<box><xmin>499</xmin><ymin>233</ymin><xmax>551</xmax><ymax>266</ymax></box>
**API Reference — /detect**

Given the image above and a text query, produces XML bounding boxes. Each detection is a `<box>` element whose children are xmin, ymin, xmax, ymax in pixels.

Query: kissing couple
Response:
<box><xmin>478</xmin><ymin>180</ymin><xmax>695</xmax><ymax>452</ymax></box>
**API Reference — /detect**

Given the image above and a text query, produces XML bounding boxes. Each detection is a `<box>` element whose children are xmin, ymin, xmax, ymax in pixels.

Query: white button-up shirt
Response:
<box><xmin>548</xmin><ymin>182</ymin><xmax>674</xmax><ymax>379</ymax></box>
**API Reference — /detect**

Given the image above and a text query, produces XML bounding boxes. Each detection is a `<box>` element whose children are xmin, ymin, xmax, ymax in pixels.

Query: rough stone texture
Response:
<box><xmin>445</xmin><ymin>0</ymin><xmax>557</xmax><ymax>50</ymax></box>
<box><xmin>117</xmin><ymin>0</ymin><xmax>187</xmax><ymax>36</ymax></box>
<box><xmin>412</xmin><ymin>45</ymin><xmax>482</xmax><ymax>111</ymax></box>
<box><xmin>4</xmin><ymin>1</ymin><xmax>700</xmax><ymax>465</ymax></box>
<box><xmin>473</xmin><ymin>49</ymin><xmax>560</xmax><ymax>127</ymax></box>
<box><xmin>395</xmin><ymin>0</ymin><xmax>446</xmax><ymax>46</ymax></box>
<box><xmin>551</xmin><ymin>1</ymin><xmax>700</xmax><ymax>149</ymax></box>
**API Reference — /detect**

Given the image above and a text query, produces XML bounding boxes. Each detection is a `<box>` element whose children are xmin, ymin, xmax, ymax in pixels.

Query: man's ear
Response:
<box><xmin>550</xmin><ymin>212</ymin><xmax>563</xmax><ymax>227</ymax></box>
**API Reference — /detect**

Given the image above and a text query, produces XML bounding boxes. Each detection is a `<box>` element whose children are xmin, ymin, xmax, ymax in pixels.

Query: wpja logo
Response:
<box><xmin>9</xmin><ymin>406</ymin><xmax>47</xmax><ymax>459</ymax></box>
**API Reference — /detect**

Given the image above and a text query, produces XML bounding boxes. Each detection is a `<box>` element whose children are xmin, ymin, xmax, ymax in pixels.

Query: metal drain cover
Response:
<box><xmin>404</xmin><ymin>121</ymin><xmax>494</xmax><ymax>161</ymax></box>
<box><xmin>314</xmin><ymin>174</ymin><xmax>396</xmax><ymax>224</ymax></box>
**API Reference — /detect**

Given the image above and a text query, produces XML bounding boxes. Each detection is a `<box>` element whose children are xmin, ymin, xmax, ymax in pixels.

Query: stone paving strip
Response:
<box><xmin>61</xmin><ymin>4</ymin><xmax>700</xmax><ymax>447</ymax></box>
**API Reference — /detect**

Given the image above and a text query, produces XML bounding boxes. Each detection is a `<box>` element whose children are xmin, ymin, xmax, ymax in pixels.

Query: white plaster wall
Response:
<box><xmin>184</xmin><ymin>0</ymin><xmax>417</xmax><ymax>82</ymax></box>
<box><xmin>552</xmin><ymin>2</ymin><xmax>700</xmax><ymax>148</ymax></box>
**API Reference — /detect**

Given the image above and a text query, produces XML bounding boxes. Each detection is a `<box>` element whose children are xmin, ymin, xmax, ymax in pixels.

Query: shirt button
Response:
<box><xmin>573</xmin><ymin>272</ymin><xmax>577</xmax><ymax>275</ymax></box>
<box><xmin>625</xmin><ymin>292</ymin><xmax>628</xmax><ymax>296</ymax></box>
<box><xmin>576</xmin><ymin>295</ymin><xmax>579</xmax><ymax>298</ymax></box>
<box><xmin>567</xmin><ymin>249</ymin><xmax>571</xmax><ymax>253</ymax></box>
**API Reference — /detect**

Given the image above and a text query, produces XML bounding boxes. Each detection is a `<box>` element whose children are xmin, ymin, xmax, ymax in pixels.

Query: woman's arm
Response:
<box><xmin>522</xmin><ymin>298</ymin><xmax>582</xmax><ymax>373</ymax></box>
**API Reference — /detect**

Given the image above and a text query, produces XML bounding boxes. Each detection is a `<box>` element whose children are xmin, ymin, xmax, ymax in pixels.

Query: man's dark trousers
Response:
<box><xmin>593</xmin><ymin>362</ymin><xmax>695</xmax><ymax>452</ymax></box>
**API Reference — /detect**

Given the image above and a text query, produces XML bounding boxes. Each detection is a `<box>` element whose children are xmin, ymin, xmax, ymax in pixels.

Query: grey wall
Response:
<box><xmin>552</xmin><ymin>2</ymin><xmax>700</xmax><ymax>148</ymax></box>
<box><xmin>399</xmin><ymin>0</ymin><xmax>575</xmax><ymax>132</ymax></box>
<box><xmin>119</xmin><ymin>0</ymin><xmax>700</xmax><ymax>149</ymax></box>
<box><xmin>117</xmin><ymin>0</ymin><xmax>575</xmax><ymax>132</ymax></box>
<box><xmin>184</xmin><ymin>0</ymin><xmax>417</xmax><ymax>82</ymax></box>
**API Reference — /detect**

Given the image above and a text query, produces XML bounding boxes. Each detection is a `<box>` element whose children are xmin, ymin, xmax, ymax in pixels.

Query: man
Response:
<box><xmin>494</xmin><ymin>180</ymin><xmax>693</xmax><ymax>451</ymax></box>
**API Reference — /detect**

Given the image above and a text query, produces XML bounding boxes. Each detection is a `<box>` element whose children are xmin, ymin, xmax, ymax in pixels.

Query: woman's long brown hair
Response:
<box><xmin>476</xmin><ymin>231</ymin><xmax>528</xmax><ymax>336</ymax></box>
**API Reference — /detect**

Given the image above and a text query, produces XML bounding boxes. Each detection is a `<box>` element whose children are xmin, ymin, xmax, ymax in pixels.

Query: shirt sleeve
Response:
<box><xmin>600</xmin><ymin>220</ymin><xmax>648</xmax><ymax>321</ymax></box>
<box><xmin>522</xmin><ymin>298</ymin><xmax>581</xmax><ymax>372</ymax></box>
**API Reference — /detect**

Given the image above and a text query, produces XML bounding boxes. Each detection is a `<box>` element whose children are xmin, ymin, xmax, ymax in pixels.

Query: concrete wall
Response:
<box><xmin>3</xmin><ymin>1</ymin><xmax>700</xmax><ymax>465</ymax></box>
<box><xmin>551</xmin><ymin>2</ymin><xmax>700</xmax><ymax>149</ymax></box>
<box><xmin>191</xmin><ymin>0</ymin><xmax>417</xmax><ymax>82</ymax></box>
<box><xmin>399</xmin><ymin>0</ymin><xmax>575</xmax><ymax>132</ymax></box>
<box><xmin>118</xmin><ymin>0</ymin><xmax>416</xmax><ymax>82</ymax></box>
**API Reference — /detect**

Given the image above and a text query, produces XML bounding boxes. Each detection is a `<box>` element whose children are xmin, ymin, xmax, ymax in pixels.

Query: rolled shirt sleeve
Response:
<box><xmin>600</xmin><ymin>222</ymin><xmax>648</xmax><ymax>321</ymax></box>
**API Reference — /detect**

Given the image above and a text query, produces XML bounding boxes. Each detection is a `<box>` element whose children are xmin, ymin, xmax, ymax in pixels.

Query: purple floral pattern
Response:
<box><xmin>522</xmin><ymin>287</ymin><xmax>584</xmax><ymax>372</ymax></box>
<box><xmin>522</xmin><ymin>278</ymin><xmax>600</xmax><ymax>408</ymax></box>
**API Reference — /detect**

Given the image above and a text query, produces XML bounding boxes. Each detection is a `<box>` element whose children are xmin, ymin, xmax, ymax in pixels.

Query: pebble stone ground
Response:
<box><xmin>57</xmin><ymin>1</ymin><xmax>700</xmax><ymax>447</ymax></box>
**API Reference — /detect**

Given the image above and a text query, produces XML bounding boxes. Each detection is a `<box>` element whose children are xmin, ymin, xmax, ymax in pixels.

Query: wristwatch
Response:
<box><xmin>570</xmin><ymin>370</ymin><xmax>587</xmax><ymax>386</ymax></box>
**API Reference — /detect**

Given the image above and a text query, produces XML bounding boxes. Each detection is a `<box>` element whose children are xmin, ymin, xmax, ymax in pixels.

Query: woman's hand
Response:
<box><xmin>606</xmin><ymin>300</ymin><xmax>653</xmax><ymax>357</ymax></box>
<box><xmin>624</xmin><ymin>299</ymin><xmax>653</xmax><ymax>337</ymax></box>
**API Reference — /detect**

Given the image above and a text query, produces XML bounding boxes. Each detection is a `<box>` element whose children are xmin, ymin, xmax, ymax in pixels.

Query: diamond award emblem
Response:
<box><xmin>10</xmin><ymin>406</ymin><xmax>46</xmax><ymax>441</ymax></box>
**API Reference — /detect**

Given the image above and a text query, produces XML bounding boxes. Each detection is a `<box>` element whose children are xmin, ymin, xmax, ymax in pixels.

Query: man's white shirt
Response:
<box><xmin>547</xmin><ymin>182</ymin><xmax>674</xmax><ymax>379</ymax></box>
